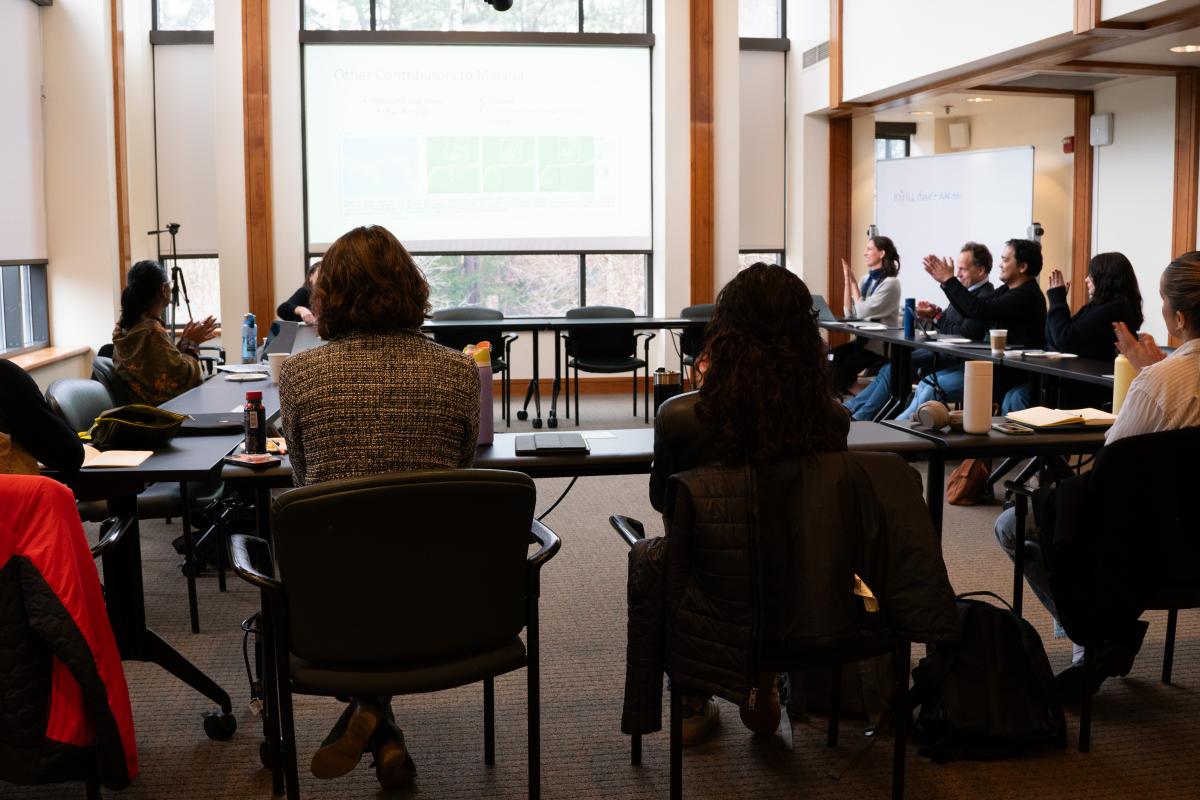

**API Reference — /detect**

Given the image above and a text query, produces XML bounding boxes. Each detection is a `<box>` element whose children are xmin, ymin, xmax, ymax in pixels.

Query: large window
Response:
<box><xmin>301</xmin><ymin>0</ymin><xmax>653</xmax><ymax>316</ymax></box>
<box><xmin>154</xmin><ymin>0</ymin><xmax>214</xmax><ymax>31</ymax></box>
<box><xmin>0</xmin><ymin>263</ymin><xmax>49</xmax><ymax>354</ymax></box>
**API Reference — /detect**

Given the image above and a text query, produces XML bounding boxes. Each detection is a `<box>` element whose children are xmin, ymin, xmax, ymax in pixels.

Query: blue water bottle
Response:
<box><xmin>241</xmin><ymin>313</ymin><xmax>258</xmax><ymax>363</ymax></box>
<box><xmin>903</xmin><ymin>298</ymin><xmax>916</xmax><ymax>339</ymax></box>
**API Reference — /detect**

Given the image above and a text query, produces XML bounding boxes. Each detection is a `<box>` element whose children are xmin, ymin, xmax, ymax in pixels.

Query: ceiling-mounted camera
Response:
<box><xmin>484</xmin><ymin>0</ymin><xmax>513</xmax><ymax>9</ymax></box>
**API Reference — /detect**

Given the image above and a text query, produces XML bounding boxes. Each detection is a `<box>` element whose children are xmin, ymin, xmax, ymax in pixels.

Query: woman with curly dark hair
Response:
<box><xmin>639</xmin><ymin>263</ymin><xmax>850</xmax><ymax>744</ymax></box>
<box><xmin>649</xmin><ymin>263</ymin><xmax>850</xmax><ymax>512</ymax></box>
<box><xmin>279</xmin><ymin>225</ymin><xmax>479</xmax><ymax>789</ymax></box>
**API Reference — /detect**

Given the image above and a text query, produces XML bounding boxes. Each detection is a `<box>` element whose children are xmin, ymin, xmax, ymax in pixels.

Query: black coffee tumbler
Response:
<box><xmin>654</xmin><ymin>368</ymin><xmax>682</xmax><ymax>415</ymax></box>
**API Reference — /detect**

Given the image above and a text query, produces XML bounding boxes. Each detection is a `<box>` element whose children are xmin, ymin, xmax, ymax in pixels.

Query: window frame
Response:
<box><xmin>0</xmin><ymin>261</ymin><xmax>50</xmax><ymax>358</ymax></box>
<box><xmin>298</xmin><ymin>1</ymin><xmax>655</xmax><ymax>317</ymax></box>
<box><xmin>875</xmin><ymin>135</ymin><xmax>911</xmax><ymax>160</ymax></box>
<box><xmin>151</xmin><ymin>0</ymin><xmax>215</xmax><ymax>41</ymax></box>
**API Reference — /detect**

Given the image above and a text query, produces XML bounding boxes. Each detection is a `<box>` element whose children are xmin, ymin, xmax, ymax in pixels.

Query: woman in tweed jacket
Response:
<box><xmin>278</xmin><ymin>225</ymin><xmax>479</xmax><ymax>788</ymax></box>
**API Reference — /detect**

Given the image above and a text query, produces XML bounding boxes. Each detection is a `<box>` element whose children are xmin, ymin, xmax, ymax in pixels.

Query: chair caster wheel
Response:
<box><xmin>548</xmin><ymin>417</ymin><xmax>558</xmax><ymax>428</ymax></box>
<box><xmin>532</xmin><ymin>418</ymin><xmax>543</xmax><ymax>429</ymax></box>
<box><xmin>259</xmin><ymin>738</ymin><xmax>273</xmax><ymax>769</ymax></box>
<box><xmin>517</xmin><ymin>410</ymin><xmax>528</xmax><ymax>420</ymax></box>
<box><xmin>203</xmin><ymin>710</ymin><xmax>237</xmax><ymax>741</ymax></box>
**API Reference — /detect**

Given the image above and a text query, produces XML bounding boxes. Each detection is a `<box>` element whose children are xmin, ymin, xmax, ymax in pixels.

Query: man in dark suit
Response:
<box><xmin>845</xmin><ymin>241</ymin><xmax>994</xmax><ymax>421</ymax></box>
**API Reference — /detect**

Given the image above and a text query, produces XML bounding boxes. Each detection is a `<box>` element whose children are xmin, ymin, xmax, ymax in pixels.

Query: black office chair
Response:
<box><xmin>677</xmin><ymin>303</ymin><xmax>713</xmax><ymax>389</ymax></box>
<box><xmin>229</xmin><ymin>469</ymin><xmax>561</xmax><ymax>800</ymax></box>
<box><xmin>1005</xmin><ymin>426</ymin><xmax>1200</xmax><ymax>752</ymax></box>
<box><xmin>430</xmin><ymin>307</ymin><xmax>518</xmax><ymax>426</ymax></box>
<box><xmin>90</xmin><ymin>356</ymin><xmax>134</xmax><ymax>406</ymax></box>
<box><xmin>611</xmin><ymin>453</ymin><xmax>960</xmax><ymax>800</ymax></box>
<box><xmin>45</xmin><ymin>377</ymin><xmax>227</xmax><ymax>635</ymax></box>
<box><xmin>562</xmin><ymin>306</ymin><xmax>655</xmax><ymax>425</ymax></box>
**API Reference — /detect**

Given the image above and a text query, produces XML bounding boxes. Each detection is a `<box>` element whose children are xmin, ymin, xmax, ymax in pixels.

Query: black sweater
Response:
<box><xmin>0</xmin><ymin>359</ymin><xmax>84</xmax><ymax>473</ymax></box>
<box><xmin>940</xmin><ymin>277</ymin><xmax>1047</xmax><ymax>349</ymax></box>
<box><xmin>936</xmin><ymin>281</ymin><xmax>994</xmax><ymax>340</ymax></box>
<box><xmin>276</xmin><ymin>285</ymin><xmax>312</xmax><ymax>322</ymax></box>
<box><xmin>1044</xmin><ymin>285</ymin><xmax>1140</xmax><ymax>361</ymax></box>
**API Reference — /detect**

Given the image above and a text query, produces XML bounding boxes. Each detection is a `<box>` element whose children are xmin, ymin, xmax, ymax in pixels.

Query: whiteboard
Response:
<box><xmin>875</xmin><ymin>146</ymin><xmax>1034</xmax><ymax>305</ymax></box>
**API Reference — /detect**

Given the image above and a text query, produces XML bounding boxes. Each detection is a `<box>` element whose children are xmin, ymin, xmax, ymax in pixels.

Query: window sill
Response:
<box><xmin>2</xmin><ymin>346</ymin><xmax>91</xmax><ymax>372</ymax></box>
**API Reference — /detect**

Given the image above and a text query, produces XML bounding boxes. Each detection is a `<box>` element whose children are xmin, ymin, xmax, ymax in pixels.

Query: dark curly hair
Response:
<box><xmin>1088</xmin><ymin>252</ymin><xmax>1143</xmax><ymax>331</ymax></box>
<box><xmin>314</xmin><ymin>226</ymin><xmax>431</xmax><ymax>339</ymax></box>
<box><xmin>696</xmin><ymin>264</ymin><xmax>848</xmax><ymax>465</ymax></box>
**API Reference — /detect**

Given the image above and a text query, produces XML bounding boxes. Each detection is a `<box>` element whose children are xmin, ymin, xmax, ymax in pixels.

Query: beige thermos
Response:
<box><xmin>1112</xmin><ymin>353</ymin><xmax>1135</xmax><ymax>415</ymax></box>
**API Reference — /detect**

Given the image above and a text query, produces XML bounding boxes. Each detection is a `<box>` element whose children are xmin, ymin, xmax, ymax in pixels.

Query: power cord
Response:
<box><xmin>537</xmin><ymin>476</ymin><xmax>579</xmax><ymax>521</ymax></box>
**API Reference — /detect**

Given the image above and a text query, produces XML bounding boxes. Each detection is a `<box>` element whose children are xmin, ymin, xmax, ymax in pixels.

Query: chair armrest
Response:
<box><xmin>91</xmin><ymin>515</ymin><xmax>134</xmax><ymax>560</ymax></box>
<box><xmin>1004</xmin><ymin>481</ymin><xmax>1035</xmax><ymax>498</ymax></box>
<box><xmin>609</xmin><ymin>514</ymin><xmax>645</xmax><ymax>548</ymax></box>
<box><xmin>529</xmin><ymin>519</ymin><xmax>562</xmax><ymax>570</ymax></box>
<box><xmin>229</xmin><ymin>534</ymin><xmax>281</xmax><ymax>591</ymax></box>
<box><xmin>501</xmin><ymin>333</ymin><xmax>519</xmax><ymax>346</ymax></box>
<box><xmin>635</xmin><ymin>331</ymin><xmax>657</xmax><ymax>343</ymax></box>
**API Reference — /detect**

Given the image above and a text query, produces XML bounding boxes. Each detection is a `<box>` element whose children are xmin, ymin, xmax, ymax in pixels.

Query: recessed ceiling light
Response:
<box><xmin>909</xmin><ymin>110</ymin><xmax>934</xmax><ymax>116</ymax></box>
<box><xmin>966</xmin><ymin>96</ymin><xmax>993</xmax><ymax>103</ymax></box>
<box><xmin>1170</xmin><ymin>44</ymin><xmax>1200</xmax><ymax>53</ymax></box>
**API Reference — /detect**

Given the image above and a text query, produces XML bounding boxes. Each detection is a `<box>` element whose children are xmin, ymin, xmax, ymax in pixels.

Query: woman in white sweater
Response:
<box><xmin>830</xmin><ymin>235</ymin><xmax>902</xmax><ymax>394</ymax></box>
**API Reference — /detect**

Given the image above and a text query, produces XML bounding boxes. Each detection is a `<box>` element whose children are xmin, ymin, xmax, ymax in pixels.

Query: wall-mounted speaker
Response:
<box><xmin>948</xmin><ymin>121</ymin><xmax>971</xmax><ymax>149</ymax></box>
<box><xmin>1090</xmin><ymin>112</ymin><xmax>1114</xmax><ymax>147</ymax></box>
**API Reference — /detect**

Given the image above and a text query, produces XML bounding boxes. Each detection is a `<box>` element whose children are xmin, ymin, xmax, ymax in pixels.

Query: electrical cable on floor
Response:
<box><xmin>537</xmin><ymin>476</ymin><xmax>579</xmax><ymax>521</ymax></box>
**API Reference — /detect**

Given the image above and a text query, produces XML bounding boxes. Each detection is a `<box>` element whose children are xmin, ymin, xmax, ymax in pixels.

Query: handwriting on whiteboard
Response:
<box><xmin>892</xmin><ymin>190</ymin><xmax>963</xmax><ymax>202</ymax></box>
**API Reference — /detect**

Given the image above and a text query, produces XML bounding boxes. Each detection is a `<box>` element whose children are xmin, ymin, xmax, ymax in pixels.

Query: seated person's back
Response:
<box><xmin>0</xmin><ymin>359</ymin><xmax>84</xmax><ymax>475</ymax></box>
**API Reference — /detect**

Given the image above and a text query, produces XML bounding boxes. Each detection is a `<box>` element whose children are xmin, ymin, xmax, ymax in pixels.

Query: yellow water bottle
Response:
<box><xmin>1112</xmin><ymin>353</ymin><xmax>1135</xmax><ymax>414</ymax></box>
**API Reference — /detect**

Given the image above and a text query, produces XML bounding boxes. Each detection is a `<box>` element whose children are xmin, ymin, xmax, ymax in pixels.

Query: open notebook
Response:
<box><xmin>1006</xmin><ymin>406</ymin><xmax>1116</xmax><ymax>429</ymax></box>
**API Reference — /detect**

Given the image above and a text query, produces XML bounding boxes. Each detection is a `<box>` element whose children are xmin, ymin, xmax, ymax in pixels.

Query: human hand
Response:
<box><xmin>180</xmin><ymin>316</ymin><xmax>219</xmax><ymax>346</ymax></box>
<box><xmin>1048</xmin><ymin>269</ymin><xmax>1069</xmax><ymax>294</ymax></box>
<box><xmin>297</xmin><ymin>307</ymin><xmax>317</xmax><ymax>326</ymax></box>
<box><xmin>916</xmin><ymin>301</ymin><xmax>940</xmax><ymax>320</ymax></box>
<box><xmin>923</xmin><ymin>254</ymin><xmax>954</xmax><ymax>284</ymax></box>
<box><xmin>841</xmin><ymin>258</ymin><xmax>852</xmax><ymax>277</ymax></box>
<box><xmin>1113</xmin><ymin>322</ymin><xmax>1166</xmax><ymax>372</ymax></box>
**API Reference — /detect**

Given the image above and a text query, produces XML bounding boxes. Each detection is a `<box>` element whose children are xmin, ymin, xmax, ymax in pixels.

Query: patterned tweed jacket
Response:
<box><xmin>279</xmin><ymin>330</ymin><xmax>480</xmax><ymax>487</ymax></box>
<box><xmin>112</xmin><ymin>316</ymin><xmax>203</xmax><ymax>406</ymax></box>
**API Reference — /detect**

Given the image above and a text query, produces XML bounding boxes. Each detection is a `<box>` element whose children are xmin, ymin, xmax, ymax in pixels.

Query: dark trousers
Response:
<box><xmin>830</xmin><ymin>341</ymin><xmax>886</xmax><ymax>395</ymax></box>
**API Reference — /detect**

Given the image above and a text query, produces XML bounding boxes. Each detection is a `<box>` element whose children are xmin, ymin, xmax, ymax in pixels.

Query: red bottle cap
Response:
<box><xmin>246</xmin><ymin>390</ymin><xmax>263</xmax><ymax>401</ymax></box>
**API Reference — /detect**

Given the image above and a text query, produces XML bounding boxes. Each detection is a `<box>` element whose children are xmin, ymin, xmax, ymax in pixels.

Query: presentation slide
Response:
<box><xmin>875</xmin><ymin>146</ymin><xmax>1035</xmax><ymax>308</ymax></box>
<box><xmin>304</xmin><ymin>45</ymin><xmax>652</xmax><ymax>253</ymax></box>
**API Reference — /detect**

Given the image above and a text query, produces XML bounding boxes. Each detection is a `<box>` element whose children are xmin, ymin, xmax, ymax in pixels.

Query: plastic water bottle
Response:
<box><xmin>241</xmin><ymin>313</ymin><xmax>257</xmax><ymax>364</ymax></box>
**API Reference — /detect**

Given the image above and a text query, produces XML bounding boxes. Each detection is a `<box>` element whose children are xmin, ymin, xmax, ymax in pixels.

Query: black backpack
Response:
<box><xmin>911</xmin><ymin>591</ymin><xmax>1067</xmax><ymax>761</ymax></box>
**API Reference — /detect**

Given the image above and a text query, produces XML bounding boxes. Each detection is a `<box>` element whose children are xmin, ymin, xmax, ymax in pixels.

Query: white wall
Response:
<box><xmin>0</xmin><ymin>0</ymin><xmax>47</xmax><ymax>262</ymax></box>
<box><xmin>841</xmin><ymin>0</ymin><xmax>1072</xmax><ymax>102</ymax></box>
<box><xmin>711</xmin><ymin>0</ymin><xmax>741</xmax><ymax>293</ymax></box>
<box><xmin>1102</xmin><ymin>0</ymin><xmax>1177</xmax><ymax>19</ymax></box>
<box><xmin>123</xmin><ymin>0</ymin><xmax>158</xmax><ymax>266</ymax></box>
<box><xmin>270</xmin><ymin>0</ymin><xmax>307</xmax><ymax>311</ymax></box>
<box><xmin>213</xmin><ymin>0</ymin><xmax>250</xmax><ymax>357</ymax></box>
<box><xmin>739</xmin><ymin>50</ymin><xmax>786</xmax><ymax>252</ymax></box>
<box><xmin>42</xmin><ymin>0</ymin><xmax>122</xmax><ymax>350</ymax></box>
<box><xmin>1093</xmin><ymin>76</ymin><xmax>1177</xmax><ymax>341</ymax></box>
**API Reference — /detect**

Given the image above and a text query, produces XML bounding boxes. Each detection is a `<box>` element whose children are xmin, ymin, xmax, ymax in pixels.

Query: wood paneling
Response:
<box><xmin>828</xmin><ymin>117</ymin><xmax>852</xmax><ymax>321</ymax></box>
<box><xmin>829</xmin><ymin>0</ymin><xmax>843</xmax><ymax>109</ymax></box>
<box><xmin>1173</xmin><ymin>71</ymin><xmax>1200</xmax><ymax>260</ymax></box>
<box><xmin>242</xmin><ymin>0</ymin><xmax>275</xmax><ymax>332</ymax></box>
<box><xmin>1071</xmin><ymin>93</ymin><xmax>1094</xmax><ymax>312</ymax></box>
<box><xmin>689</xmin><ymin>0</ymin><xmax>714</xmax><ymax>305</ymax></box>
<box><xmin>110</xmin><ymin>0</ymin><xmax>131</xmax><ymax>287</ymax></box>
<box><xmin>1074</xmin><ymin>0</ymin><xmax>1102</xmax><ymax>35</ymax></box>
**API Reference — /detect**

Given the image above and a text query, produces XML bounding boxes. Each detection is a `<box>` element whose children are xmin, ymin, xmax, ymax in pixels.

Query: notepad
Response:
<box><xmin>514</xmin><ymin>433</ymin><xmax>590</xmax><ymax>455</ymax></box>
<box><xmin>1005</xmin><ymin>406</ymin><xmax>1115</xmax><ymax>428</ymax></box>
<box><xmin>82</xmin><ymin>448</ymin><xmax>153</xmax><ymax>468</ymax></box>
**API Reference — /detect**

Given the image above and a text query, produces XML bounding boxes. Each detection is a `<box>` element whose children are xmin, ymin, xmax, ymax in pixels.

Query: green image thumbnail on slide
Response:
<box><xmin>427</xmin><ymin>137</ymin><xmax>481</xmax><ymax>193</ymax></box>
<box><xmin>482</xmin><ymin>137</ymin><xmax>536</xmax><ymax>193</ymax></box>
<box><xmin>539</xmin><ymin>137</ymin><xmax>594</xmax><ymax>192</ymax></box>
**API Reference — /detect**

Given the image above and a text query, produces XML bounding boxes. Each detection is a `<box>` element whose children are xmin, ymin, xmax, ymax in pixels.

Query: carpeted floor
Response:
<box><xmin>10</xmin><ymin>395</ymin><xmax>1199</xmax><ymax>799</ymax></box>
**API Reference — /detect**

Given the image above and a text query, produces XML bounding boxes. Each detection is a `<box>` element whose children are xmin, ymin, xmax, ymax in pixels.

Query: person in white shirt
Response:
<box><xmin>1106</xmin><ymin>251</ymin><xmax>1200</xmax><ymax>442</ymax></box>
<box><xmin>830</xmin><ymin>235</ymin><xmax>902</xmax><ymax>393</ymax></box>
<box><xmin>993</xmin><ymin>251</ymin><xmax>1200</xmax><ymax>701</ymax></box>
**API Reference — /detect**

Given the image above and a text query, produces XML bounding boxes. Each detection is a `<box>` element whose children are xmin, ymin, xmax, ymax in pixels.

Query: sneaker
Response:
<box><xmin>680</xmin><ymin>697</ymin><xmax>720</xmax><ymax>746</ymax></box>
<box><xmin>311</xmin><ymin>701</ymin><xmax>382</xmax><ymax>779</ymax></box>
<box><xmin>371</xmin><ymin>720</ymin><xmax>416</xmax><ymax>789</ymax></box>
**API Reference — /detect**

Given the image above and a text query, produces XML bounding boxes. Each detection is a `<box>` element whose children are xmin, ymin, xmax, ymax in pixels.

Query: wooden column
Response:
<box><xmin>1170</xmin><ymin>70</ymin><xmax>1200</xmax><ymax>346</ymax></box>
<box><xmin>110</xmin><ymin>0</ymin><xmax>131</xmax><ymax>286</ymax></box>
<box><xmin>1074</xmin><ymin>0</ymin><xmax>1102</xmax><ymax>35</ymax></box>
<box><xmin>827</xmin><ymin>117</ymin><xmax>852</xmax><ymax>319</ymax></box>
<box><xmin>689</xmin><ymin>0</ymin><xmax>714</xmax><ymax>305</ymax></box>
<box><xmin>1070</xmin><ymin>93</ymin><xmax>1094</xmax><ymax>311</ymax></box>
<box><xmin>242</xmin><ymin>0</ymin><xmax>275</xmax><ymax>330</ymax></box>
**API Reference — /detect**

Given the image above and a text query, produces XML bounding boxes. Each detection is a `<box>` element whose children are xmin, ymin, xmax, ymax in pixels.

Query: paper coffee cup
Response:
<box><xmin>268</xmin><ymin>352</ymin><xmax>290</xmax><ymax>384</ymax></box>
<box><xmin>989</xmin><ymin>328</ymin><xmax>1008</xmax><ymax>355</ymax></box>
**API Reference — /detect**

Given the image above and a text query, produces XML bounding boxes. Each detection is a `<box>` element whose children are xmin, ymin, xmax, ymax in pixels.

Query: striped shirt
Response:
<box><xmin>1106</xmin><ymin>337</ymin><xmax>1200</xmax><ymax>444</ymax></box>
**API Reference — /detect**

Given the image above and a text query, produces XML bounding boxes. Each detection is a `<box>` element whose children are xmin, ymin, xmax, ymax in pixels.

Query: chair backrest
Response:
<box><xmin>271</xmin><ymin>469</ymin><xmax>537</xmax><ymax>666</ymax></box>
<box><xmin>91</xmin><ymin>356</ymin><xmax>133</xmax><ymax>406</ymax></box>
<box><xmin>678</xmin><ymin>303</ymin><xmax>714</xmax><ymax>361</ymax></box>
<box><xmin>430</xmin><ymin>306</ymin><xmax>504</xmax><ymax>353</ymax></box>
<box><xmin>565</xmin><ymin>305</ymin><xmax>636</xmax><ymax>361</ymax></box>
<box><xmin>46</xmin><ymin>379</ymin><xmax>116</xmax><ymax>434</ymax></box>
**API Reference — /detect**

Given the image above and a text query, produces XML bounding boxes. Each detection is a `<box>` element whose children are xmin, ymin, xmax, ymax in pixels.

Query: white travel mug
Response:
<box><xmin>268</xmin><ymin>352</ymin><xmax>290</xmax><ymax>384</ymax></box>
<box><xmin>962</xmin><ymin>360</ymin><xmax>993</xmax><ymax>435</ymax></box>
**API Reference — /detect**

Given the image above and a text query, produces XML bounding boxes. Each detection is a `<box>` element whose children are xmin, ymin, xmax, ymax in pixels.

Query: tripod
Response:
<box><xmin>147</xmin><ymin>223</ymin><xmax>192</xmax><ymax>343</ymax></box>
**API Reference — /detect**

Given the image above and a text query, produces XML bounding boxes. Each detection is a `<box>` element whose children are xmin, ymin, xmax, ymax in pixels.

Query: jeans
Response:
<box><xmin>897</xmin><ymin>365</ymin><xmax>966</xmax><ymax>420</ymax></box>
<box><xmin>845</xmin><ymin>351</ymin><xmax>943</xmax><ymax>421</ymax></box>
<box><xmin>1001</xmin><ymin>383</ymin><xmax>1034</xmax><ymax>415</ymax></box>
<box><xmin>995</xmin><ymin>505</ymin><xmax>1060</xmax><ymax>620</ymax></box>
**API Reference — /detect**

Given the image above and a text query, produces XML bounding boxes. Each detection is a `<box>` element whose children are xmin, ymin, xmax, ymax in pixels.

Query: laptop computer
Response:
<box><xmin>261</xmin><ymin>320</ymin><xmax>325</xmax><ymax>359</ymax></box>
<box><xmin>514</xmin><ymin>433</ymin><xmax>590</xmax><ymax>456</ymax></box>
<box><xmin>811</xmin><ymin>294</ymin><xmax>838</xmax><ymax>323</ymax></box>
<box><xmin>178</xmin><ymin>412</ymin><xmax>245</xmax><ymax>435</ymax></box>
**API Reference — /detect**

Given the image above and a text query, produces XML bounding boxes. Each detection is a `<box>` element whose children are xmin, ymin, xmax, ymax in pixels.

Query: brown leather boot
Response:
<box><xmin>372</xmin><ymin>720</ymin><xmax>417</xmax><ymax>789</ymax></box>
<box><xmin>310</xmin><ymin>700</ymin><xmax>382</xmax><ymax>779</ymax></box>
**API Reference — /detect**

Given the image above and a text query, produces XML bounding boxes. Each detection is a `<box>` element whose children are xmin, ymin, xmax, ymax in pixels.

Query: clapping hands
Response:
<box><xmin>1047</xmin><ymin>269</ymin><xmax>1070</xmax><ymax>294</ymax></box>
<box><xmin>1113</xmin><ymin>321</ymin><xmax>1165</xmax><ymax>372</ymax></box>
<box><xmin>180</xmin><ymin>316</ymin><xmax>219</xmax><ymax>347</ymax></box>
<box><xmin>922</xmin><ymin>254</ymin><xmax>955</xmax><ymax>284</ymax></box>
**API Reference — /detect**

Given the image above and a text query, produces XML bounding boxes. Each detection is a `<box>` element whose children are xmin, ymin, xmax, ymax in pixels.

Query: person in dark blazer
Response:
<box><xmin>276</xmin><ymin>261</ymin><xmax>320</xmax><ymax>324</ymax></box>
<box><xmin>1002</xmin><ymin>252</ymin><xmax>1144</xmax><ymax>412</ymax></box>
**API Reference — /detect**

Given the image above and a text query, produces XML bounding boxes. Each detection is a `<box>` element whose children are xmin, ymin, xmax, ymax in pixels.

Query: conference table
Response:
<box><xmin>820</xmin><ymin>320</ymin><xmax>1116</xmax><ymax>418</ymax></box>
<box><xmin>422</xmin><ymin>316</ymin><xmax>694</xmax><ymax>429</ymax></box>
